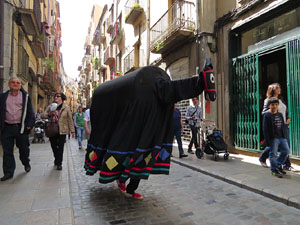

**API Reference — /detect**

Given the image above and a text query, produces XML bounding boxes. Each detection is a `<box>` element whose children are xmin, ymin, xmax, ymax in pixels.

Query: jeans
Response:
<box><xmin>259</xmin><ymin>146</ymin><xmax>291</xmax><ymax>168</ymax></box>
<box><xmin>260</xmin><ymin>124</ymin><xmax>290</xmax><ymax>167</ymax></box>
<box><xmin>259</xmin><ymin>146</ymin><xmax>271</xmax><ymax>163</ymax></box>
<box><xmin>174</xmin><ymin>128</ymin><xmax>184</xmax><ymax>155</ymax></box>
<box><xmin>188</xmin><ymin>125</ymin><xmax>199</xmax><ymax>150</ymax></box>
<box><xmin>49</xmin><ymin>134</ymin><xmax>66</xmax><ymax>166</ymax></box>
<box><xmin>76</xmin><ymin>127</ymin><xmax>85</xmax><ymax>147</ymax></box>
<box><xmin>269</xmin><ymin>138</ymin><xmax>290</xmax><ymax>171</ymax></box>
<box><xmin>1</xmin><ymin>123</ymin><xmax>30</xmax><ymax>175</ymax></box>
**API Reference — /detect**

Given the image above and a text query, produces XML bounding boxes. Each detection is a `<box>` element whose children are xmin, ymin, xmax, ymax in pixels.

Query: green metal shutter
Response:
<box><xmin>286</xmin><ymin>38</ymin><xmax>300</xmax><ymax>157</ymax></box>
<box><xmin>231</xmin><ymin>54</ymin><xmax>260</xmax><ymax>151</ymax></box>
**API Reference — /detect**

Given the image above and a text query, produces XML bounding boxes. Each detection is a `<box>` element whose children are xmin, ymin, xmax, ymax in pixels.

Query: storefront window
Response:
<box><xmin>241</xmin><ymin>7</ymin><xmax>300</xmax><ymax>54</ymax></box>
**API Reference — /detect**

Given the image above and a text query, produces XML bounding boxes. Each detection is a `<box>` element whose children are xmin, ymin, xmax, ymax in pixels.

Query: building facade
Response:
<box><xmin>215</xmin><ymin>0</ymin><xmax>300</xmax><ymax>158</ymax></box>
<box><xmin>1</xmin><ymin>0</ymin><xmax>65</xmax><ymax>112</ymax></box>
<box><xmin>78</xmin><ymin>0</ymin><xmax>300</xmax><ymax>158</ymax></box>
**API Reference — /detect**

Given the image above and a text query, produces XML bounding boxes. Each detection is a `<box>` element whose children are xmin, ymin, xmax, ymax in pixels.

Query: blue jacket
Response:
<box><xmin>263</xmin><ymin>112</ymin><xmax>287</xmax><ymax>146</ymax></box>
<box><xmin>0</xmin><ymin>88</ymin><xmax>35</xmax><ymax>134</ymax></box>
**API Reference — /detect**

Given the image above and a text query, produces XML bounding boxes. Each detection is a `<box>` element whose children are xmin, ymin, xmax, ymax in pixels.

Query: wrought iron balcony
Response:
<box><xmin>92</xmin><ymin>28</ymin><xmax>106</xmax><ymax>45</ymax></box>
<box><xmin>31</xmin><ymin>37</ymin><xmax>47</xmax><ymax>58</ymax></box>
<box><xmin>15</xmin><ymin>0</ymin><xmax>42</xmax><ymax>36</ymax></box>
<box><xmin>124</xmin><ymin>0</ymin><xmax>145</xmax><ymax>25</ymax></box>
<box><xmin>98</xmin><ymin>58</ymin><xmax>107</xmax><ymax>71</ymax></box>
<box><xmin>124</xmin><ymin>49</ymin><xmax>145</xmax><ymax>73</ymax></box>
<box><xmin>106</xmin><ymin>14</ymin><xmax>113</xmax><ymax>33</ymax></box>
<box><xmin>104</xmin><ymin>46</ymin><xmax>114</xmax><ymax>65</ymax></box>
<box><xmin>124</xmin><ymin>49</ymin><xmax>135</xmax><ymax>73</ymax></box>
<box><xmin>31</xmin><ymin>28</ymin><xmax>48</xmax><ymax>58</ymax></box>
<box><xmin>41</xmin><ymin>69</ymin><xmax>56</xmax><ymax>92</ymax></box>
<box><xmin>150</xmin><ymin>0</ymin><xmax>195</xmax><ymax>54</ymax></box>
<box><xmin>111</xmin><ymin>22</ymin><xmax>122</xmax><ymax>44</ymax></box>
<box><xmin>85</xmin><ymin>45</ymin><xmax>91</xmax><ymax>55</ymax></box>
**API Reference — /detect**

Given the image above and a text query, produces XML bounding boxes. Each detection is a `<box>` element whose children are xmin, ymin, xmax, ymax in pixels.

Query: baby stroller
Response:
<box><xmin>195</xmin><ymin>119</ymin><xmax>229</xmax><ymax>161</ymax></box>
<box><xmin>32</xmin><ymin>120</ymin><xmax>46</xmax><ymax>143</ymax></box>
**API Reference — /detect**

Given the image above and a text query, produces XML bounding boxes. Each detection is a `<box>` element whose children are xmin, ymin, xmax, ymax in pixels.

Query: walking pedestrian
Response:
<box><xmin>259</xmin><ymin>83</ymin><xmax>291</xmax><ymax>169</ymax></box>
<box><xmin>44</xmin><ymin>93</ymin><xmax>75</xmax><ymax>170</ymax></box>
<box><xmin>84</xmin><ymin>108</ymin><xmax>91</xmax><ymax>139</ymax></box>
<box><xmin>0</xmin><ymin>76</ymin><xmax>35</xmax><ymax>181</ymax></box>
<box><xmin>263</xmin><ymin>97</ymin><xmax>289</xmax><ymax>178</ymax></box>
<box><xmin>35</xmin><ymin>107</ymin><xmax>43</xmax><ymax>120</ymax></box>
<box><xmin>173</xmin><ymin>103</ymin><xmax>187</xmax><ymax>158</ymax></box>
<box><xmin>74</xmin><ymin>106</ymin><xmax>85</xmax><ymax>149</ymax></box>
<box><xmin>185</xmin><ymin>97</ymin><xmax>202</xmax><ymax>154</ymax></box>
<box><xmin>72</xmin><ymin>112</ymin><xmax>77</xmax><ymax>139</ymax></box>
<box><xmin>84</xmin><ymin>62</ymin><xmax>216</xmax><ymax>199</ymax></box>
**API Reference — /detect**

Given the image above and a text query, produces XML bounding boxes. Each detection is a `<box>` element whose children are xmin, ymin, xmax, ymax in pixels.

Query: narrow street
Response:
<box><xmin>0</xmin><ymin>138</ymin><xmax>300</xmax><ymax>225</ymax></box>
<box><xmin>68</xmin><ymin>138</ymin><xmax>300</xmax><ymax>225</ymax></box>
<box><xmin>1</xmin><ymin>0</ymin><xmax>300</xmax><ymax>225</ymax></box>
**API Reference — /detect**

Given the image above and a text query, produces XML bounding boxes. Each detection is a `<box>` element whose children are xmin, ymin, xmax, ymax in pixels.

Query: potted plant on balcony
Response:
<box><xmin>156</xmin><ymin>41</ymin><xmax>164</xmax><ymax>52</ymax></box>
<box><xmin>37</xmin><ymin>34</ymin><xmax>45</xmax><ymax>41</ymax></box>
<box><xmin>93</xmin><ymin>57</ymin><xmax>100</xmax><ymax>70</ymax></box>
<box><xmin>42</xmin><ymin>57</ymin><xmax>55</xmax><ymax>70</ymax></box>
<box><xmin>131</xmin><ymin>3</ymin><xmax>141</xmax><ymax>9</ymax></box>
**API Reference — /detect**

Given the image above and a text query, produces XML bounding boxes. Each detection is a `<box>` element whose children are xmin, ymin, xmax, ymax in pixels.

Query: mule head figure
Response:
<box><xmin>200</xmin><ymin>58</ymin><xmax>216</xmax><ymax>101</ymax></box>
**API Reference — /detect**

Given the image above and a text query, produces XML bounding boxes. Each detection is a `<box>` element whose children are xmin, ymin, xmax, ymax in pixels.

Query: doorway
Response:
<box><xmin>258</xmin><ymin>49</ymin><xmax>287</xmax><ymax>141</ymax></box>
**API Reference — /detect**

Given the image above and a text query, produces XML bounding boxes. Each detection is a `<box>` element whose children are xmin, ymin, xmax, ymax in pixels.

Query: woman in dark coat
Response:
<box><xmin>84</xmin><ymin>63</ymin><xmax>216</xmax><ymax>199</ymax></box>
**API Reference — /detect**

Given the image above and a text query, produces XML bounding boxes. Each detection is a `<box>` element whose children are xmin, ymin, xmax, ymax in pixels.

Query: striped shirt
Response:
<box><xmin>185</xmin><ymin>105</ymin><xmax>202</xmax><ymax>127</ymax></box>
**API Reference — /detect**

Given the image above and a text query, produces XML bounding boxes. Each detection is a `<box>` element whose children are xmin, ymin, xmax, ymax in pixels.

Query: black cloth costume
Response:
<box><xmin>84</xmin><ymin>66</ymin><xmax>207</xmax><ymax>183</ymax></box>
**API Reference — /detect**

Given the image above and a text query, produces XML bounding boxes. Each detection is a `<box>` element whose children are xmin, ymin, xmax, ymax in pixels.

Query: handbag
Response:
<box><xmin>45</xmin><ymin>121</ymin><xmax>59</xmax><ymax>137</ymax></box>
<box><xmin>45</xmin><ymin>108</ymin><xmax>60</xmax><ymax>138</ymax></box>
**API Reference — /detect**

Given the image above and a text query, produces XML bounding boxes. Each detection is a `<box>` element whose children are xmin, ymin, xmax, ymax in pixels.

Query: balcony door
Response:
<box><xmin>168</xmin><ymin>0</ymin><xmax>177</xmax><ymax>27</ymax></box>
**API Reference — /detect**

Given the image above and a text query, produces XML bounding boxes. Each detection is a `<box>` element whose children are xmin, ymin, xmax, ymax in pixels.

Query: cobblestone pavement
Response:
<box><xmin>0</xmin><ymin>139</ymin><xmax>72</xmax><ymax>225</ymax></box>
<box><xmin>68</xmin><ymin>139</ymin><xmax>300</xmax><ymax>225</ymax></box>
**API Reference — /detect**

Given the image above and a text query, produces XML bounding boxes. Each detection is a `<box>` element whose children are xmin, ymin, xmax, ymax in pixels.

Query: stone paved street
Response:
<box><xmin>68</xmin><ymin>139</ymin><xmax>300</xmax><ymax>225</ymax></box>
<box><xmin>1</xmin><ymin>138</ymin><xmax>300</xmax><ymax>225</ymax></box>
<box><xmin>0</xmin><ymin>139</ymin><xmax>72</xmax><ymax>225</ymax></box>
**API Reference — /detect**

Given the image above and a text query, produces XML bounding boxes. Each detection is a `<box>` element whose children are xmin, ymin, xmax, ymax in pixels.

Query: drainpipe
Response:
<box><xmin>10</xmin><ymin>9</ymin><xmax>15</xmax><ymax>76</ymax></box>
<box><xmin>146</xmin><ymin>0</ymin><xmax>150</xmax><ymax>65</ymax></box>
<box><xmin>196</xmin><ymin>0</ymin><xmax>211</xmax><ymax>118</ymax></box>
<box><xmin>195</xmin><ymin>0</ymin><xmax>206</xmax><ymax>117</ymax></box>
<box><xmin>0</xmin><ymin>0</ymin><xmax>4</xmax><ymax>92</ymax></box>
<box><xmin>195</xmin><ymin>0</ymin><xmax>200</xmax><ymax>75</ymax></box>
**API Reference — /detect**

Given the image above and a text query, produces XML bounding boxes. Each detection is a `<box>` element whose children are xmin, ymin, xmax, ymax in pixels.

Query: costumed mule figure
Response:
<box><xmin>84</xmin><ymin>61</ymin><xmax>216</xmax><ymax>198</ymax></box>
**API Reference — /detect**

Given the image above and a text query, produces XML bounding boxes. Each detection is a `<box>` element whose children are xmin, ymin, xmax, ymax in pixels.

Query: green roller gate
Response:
<box><xmin>231</xmin><ymin>37</ymin><xmax>300</xmax><ymax>157</ymax></box>
<box><xmin>287</xmin><ymin>38</ymin><xmax>300</xmax><ymax>157</ymax></box>
<box><xmin>231</xmin><ymin>54</ymin><xmax>260</xmax><ymax>151</ymax></box>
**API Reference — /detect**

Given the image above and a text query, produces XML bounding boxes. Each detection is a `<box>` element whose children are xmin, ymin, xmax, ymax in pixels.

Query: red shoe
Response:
<box><xmin>118</xmin><ymin>182</ymin><xmax>126</xmax><ymax>193</ymax></box>
<box><xmin>125</xmin><ymin>192</ymin><xmax>143</xmax><ymax>200</ymax></box>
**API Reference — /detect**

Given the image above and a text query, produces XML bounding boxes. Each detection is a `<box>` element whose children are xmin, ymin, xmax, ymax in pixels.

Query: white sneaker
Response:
<box><xmin>260</xmin><ymin>161</ymin><xmax>268</xmax><ymax>168</ymax></box>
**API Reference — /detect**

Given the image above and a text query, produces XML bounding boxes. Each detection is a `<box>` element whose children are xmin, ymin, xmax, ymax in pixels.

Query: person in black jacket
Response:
<box><xmin>263</xmin><ymin>97</ymin><xmax>289</xmax><ymax>178</ymax></box>
<box><xmin>0</xmin><ymin>76</ymin><xmax>35</xmax><ymax>181</ymax></box>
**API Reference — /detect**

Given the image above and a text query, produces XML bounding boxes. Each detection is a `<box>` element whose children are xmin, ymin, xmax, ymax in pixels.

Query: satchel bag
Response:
<box><xmin>185</xmin><ymin>108</ymin><xmax>198</xmax><ymax>125</ymax></box>
<box><xmin>45</xmin><ymin>122</ymin><xmax>59</xmax><ymax>137</ymax></box>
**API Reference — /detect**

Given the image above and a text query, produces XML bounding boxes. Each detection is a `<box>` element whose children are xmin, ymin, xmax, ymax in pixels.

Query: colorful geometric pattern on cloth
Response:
<box><xmin>89</xmin><ymin>151</ymin><xmax>95</xmax><ymax>161</ymax></box>
<box><xmin>84</xmin><ymin>143</ymin><xmax>172</xmax><ymax>183</ymax></box>
<box><xmin>159</xmin><ymin>148</ymin><xmax>170</xmax><ymax>161</ymax></box>
<box><xmin>123</xmin><ymin>156</ymin><xmax>130</xmax><ymax>167</ymax></box>
<box><xmin>106</xmin><ymin>156</ymin><xmax>118</xmax><ymax>170</ymax></box>
<box><xmin>135</xmin><ymin>154</ymin><xmax>144</xmax><ymax>165</ymax></box>
<box><xmin>144</xmin><ymin>153</ymin><xmax>151</xmax><ymax>165</ymax></box>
